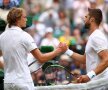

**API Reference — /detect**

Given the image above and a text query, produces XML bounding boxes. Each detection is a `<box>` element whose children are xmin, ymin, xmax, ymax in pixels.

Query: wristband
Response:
<box><xmin>65</xmin><ymin>49</ymin><xmax>73</xmax><ymax>57</ymax></box>
<box><xmin>87</xmin><ymin>71</ymin><xmax>96</xmax><ymax>79</ymax></box>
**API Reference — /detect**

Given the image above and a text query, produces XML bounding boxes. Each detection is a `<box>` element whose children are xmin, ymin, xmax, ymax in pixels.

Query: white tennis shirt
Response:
<box><xmin>0</xmin><ymin>26</ymin><xmax>37</xmax><ymax>83</ymax></box>
<box><xmin>85</xmin><ymin>29</ymin><xmax>108</xmax><ymax>80</ymax></box>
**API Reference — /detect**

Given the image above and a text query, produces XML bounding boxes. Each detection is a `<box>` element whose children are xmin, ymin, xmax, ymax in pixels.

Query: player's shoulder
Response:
<box><xmin>90</xmin><ymin>29</ymin><xmax>107</xmax><ymax>43</ymax></box>
<box><xmin>91</xmin><ymin>29</ymin><xmax>105</xmax><ymax>39</ymax></box>
<box><xmin>22</xmin><ymin>31</ymin><xmax>32</xmax><ymax>38</ymax></box>
<box><xmin>0</xmin><ymin>30</ymin><xmax>7</xmax><ymax>39</ymax></box>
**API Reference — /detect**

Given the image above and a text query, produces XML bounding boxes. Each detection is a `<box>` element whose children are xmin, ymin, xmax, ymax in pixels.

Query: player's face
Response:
<box><xmin>3</xmin><ymin>0</ymin><xmax>10</xmax><ymax>6</ymax></box>
<box><xmin>84</xmin><ymin>14</ymin><xmax>91</xmax><ymax>29</ymax></box>
<box><xmin>18</xmin><ymin>11</ymin><xmax>27</xmax><ymax>28</ymax></box>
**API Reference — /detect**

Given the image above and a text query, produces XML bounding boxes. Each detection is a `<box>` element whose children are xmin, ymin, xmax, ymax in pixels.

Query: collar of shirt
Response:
<box><xmin>7</xmin><ymin>26</ymin><xmax>23</xmax><ymax>32</ymax></box>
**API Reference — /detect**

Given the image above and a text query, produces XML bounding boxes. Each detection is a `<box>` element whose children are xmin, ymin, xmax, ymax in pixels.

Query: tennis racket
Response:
<box><xmin>28</xmin><ymin>46</ymin><xmax>54</xmax><ymax>73</ymax></box>
<box><xmin>27</xmin><ymin>54</ymin><xmax>43</xmax><ymax>73</ymax></box>
<box><xmin>43</xmin><ymin>64</ymin><xmax>78</xmax><ymax>85</ymax></box>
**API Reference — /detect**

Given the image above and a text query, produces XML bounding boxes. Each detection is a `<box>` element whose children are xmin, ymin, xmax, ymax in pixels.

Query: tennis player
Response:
<box><xmin>0</xmin><ymin>7</ymin><xmax>67</xmax><ymax>90</ymax></box>
<box><xmin>65</xmin><ymin>8</ymin><xmax>108</xmax><ymax>83</ymax></box>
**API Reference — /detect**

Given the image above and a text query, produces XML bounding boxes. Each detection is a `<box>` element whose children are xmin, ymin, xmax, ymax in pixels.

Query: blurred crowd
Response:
<box><xmin>0</xmin><ymin>0</ymin><xmax>108</xmax><ymax>86</ymax></box>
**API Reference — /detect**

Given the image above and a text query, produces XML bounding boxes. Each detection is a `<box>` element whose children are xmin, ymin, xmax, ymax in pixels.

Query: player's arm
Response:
<box><xmin>65</xmin><ymin>49</ymin><xmax>86</xmax><ymax>64</ymax></box>
<box><xmin>77</xmin><ymin>49</ymin><xmax>108</xmax><ymax>83</ymax></box>
<box><xmin>71</xmin><ymin>52</ymin><xmax>86</xmax><ymax>64</ymax></box>
<box><xmin>31</xmin><ymin>43</ymin><xmax>68</xmax><ymax>63</ymax></box>
<box><xmin>0</xmin><ymin>51</ymin><xmax>4</xmax><ymax>69</ymax></box>
<box><xmin>87</xmin><ymin>35</ymin><xmax>108</xmax><ymax>79</ymax></box>
<box><xmin>0</xmin><ymin>50</ymin><xmax>2</xmax><ymax>56</ymax></box>
<box><xmin>24</xmin><ymin>33</ymin><xmax>67</xmax><ymax>63</ymax></box>
<box><xmin>77</xmin><ymin>36</ymin><xmax>108</xmax><ymax>83</ymax></box>
<box><xmin>94</xmin><ymin>49</ymin><xmax>108</xmax><ymax>75</ymax></box>
<box><xmin>0</xmin><ymin>59</ymin><xmax>4</xmax><ymax>69</ymax></box>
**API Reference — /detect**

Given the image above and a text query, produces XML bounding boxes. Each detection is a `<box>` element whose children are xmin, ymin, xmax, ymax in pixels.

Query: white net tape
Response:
<box><xmin>35</xmin><ymin>78</ymin><xmax>108</xmax><ymax>90</ymax></box>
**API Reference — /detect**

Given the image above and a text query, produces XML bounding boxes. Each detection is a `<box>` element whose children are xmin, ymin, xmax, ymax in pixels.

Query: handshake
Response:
<box><xmin>55</xmin><ymin>42</ymin><xmax>73</xmax><ymax>56</ymax></box>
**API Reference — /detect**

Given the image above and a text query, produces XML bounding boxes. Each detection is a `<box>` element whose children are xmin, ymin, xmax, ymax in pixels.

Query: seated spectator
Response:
<box><xmin>0</xmin><ymin>0</ymin><xmax>20</xmax><ymax>9</ymax></box>
<box><xmin>58</xmin><ymin>54</ymin><xmax>72</xmax><ymax>83</ymax></box>
<box><xmin>56</xmin><ymin>9</ymin><xmax>70</xmax><ymax>27</ymax></box>
<box><xmin>59</xmin><ymin>26</ymin><xmax>75</xmax><ymax>46</ymax></box>
<box><xmin>0</xmin><ymin>0</ymin><xmax>20</xmax><ymax>21</ymax></box>
<box><xmin>33</xmin><ymin>69</ymin><xmax>45</xmax><ymax>86</ymax></box>
<box><xmin>39</xmin><ymin>7</ymin><xmax>58</xmax><ymax>28</ymax></box>
<box><xmin>59</xmin><ymin>54</ymin><xmax>71</xmax><ymax>70</ymax></box>
<box><xmin>40</xmin><ymin>27</ymin><xmax>59</xmax><ymax>49</ymax></box>
<box><xmin>25</xmin><ymin>25</ymin><xmax>42</xmax><ymax>47</ymax></box>
<box><xmin>32</xmin><ymin>16</ymin><xmax>46</xmax><ymax>38</ymax></box>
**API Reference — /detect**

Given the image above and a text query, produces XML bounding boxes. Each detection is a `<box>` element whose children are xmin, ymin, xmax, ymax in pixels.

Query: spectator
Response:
<box><xmin>58</xmin><ymin>54</ymin><xmax>72</xmax><ymax>83</ymax></box>
<box><xmin>56</xmin><ymin>9</ymin><xmax>70</xmax><ymax>27</ymax></box>
<box><xmin>32</xmin><ymin>16</ymin><xmax>46</xmax><ymax>38</ymax></box>
<box><xmin>40</xmin><ymin>27</ymin><xmax>59</xmax><ymax>49</ymax></box>
<box><xmin>89</xmin><ymin>0</ymin><xmax>97</xmax><ymax>9</ymax></box>
<box><xmin>33</xmin><ymin>69</ymin><xmax>45</xmax><ymax>86</ymax></box>
<box><xmin>25</xmin><ymin>25</ymin><xmax>41</xmax><ymax>47</ymax></box>
<box><xmin>59</xmin><ymin>26</ymin><xmax>74</xmax><ymax>46</ymax></box>
<box><xmin>0</xmin><ymin>0</ymin><xmax>20</xmax><ymax>9</ymax></box>
<box><xmin>72</xmin><ymin>0</ymin><xmax>90</xmax><ymax>26</ymax></box>
<box><xmin>59</xmin><ymin>54</ymin><xmax>71</xmax><ymax>69</ymax></box>
<box><xmin>39</xmin><ymin>7</ymin><xmax>58</xmax><ymax>28</ymax></box>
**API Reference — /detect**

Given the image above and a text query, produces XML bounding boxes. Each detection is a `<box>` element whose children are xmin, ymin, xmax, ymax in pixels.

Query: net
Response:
<box><xmin>35</xmin><ymin>77</ymin><xmax>108</xmax><ymax>90</ymax></box>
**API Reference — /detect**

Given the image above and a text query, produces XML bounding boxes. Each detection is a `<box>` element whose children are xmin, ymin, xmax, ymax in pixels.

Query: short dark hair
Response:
<box><xmin>88</xmin><ymin>8</ymin><xmax>102</xmax><ymax>25</ymax></box>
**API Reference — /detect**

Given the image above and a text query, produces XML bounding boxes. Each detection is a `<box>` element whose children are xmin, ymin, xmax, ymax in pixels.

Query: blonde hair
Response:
<box><xmin>7</xmin><ymin>7</ymin><xmax>24</xmax><ymax>28</ymax></box>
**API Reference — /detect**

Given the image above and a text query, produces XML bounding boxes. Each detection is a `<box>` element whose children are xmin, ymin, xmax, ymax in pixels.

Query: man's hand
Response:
<box><xmin>77</xmin><ymin>75</ymin><xmax>90</xmax><ymax>83</ymax></box>
<box><xmin>56</xmin><ymin>42</ymin><xmax>68</xmax><ymax>55</ymax></box>
<box><xmin>58</xmin><ymin>42</ymin><xmax>68</xmax><ymax>52</ymax></box>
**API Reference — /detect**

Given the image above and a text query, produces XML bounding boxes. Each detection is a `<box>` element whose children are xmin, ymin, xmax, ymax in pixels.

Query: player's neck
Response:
<box><xmin>16</xmin><ymin>24</ymin><xmax>20</xmax><ymax>28</ymax></box>
<box><xmin>89</xmin><ymin>24</ymin><xmax>99</xmax><ymax>35</ymax></box>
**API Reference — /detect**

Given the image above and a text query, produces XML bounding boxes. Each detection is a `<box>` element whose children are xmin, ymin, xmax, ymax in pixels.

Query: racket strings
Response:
<box><xmin>44</xmin><ymin>66</ymin><xmax>74</xmax><ymax>85</ymax></box>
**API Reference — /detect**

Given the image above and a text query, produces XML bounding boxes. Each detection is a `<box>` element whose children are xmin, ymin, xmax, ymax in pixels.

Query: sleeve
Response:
<box><xmin>22</xmin><ymin>32</ymin><xmax>38</xmax><ymax>52</ymax></box>
<box><xmin>91</xmin><ymin>34</ymin><xmax>108</xmax><ymax>53</ymax></box>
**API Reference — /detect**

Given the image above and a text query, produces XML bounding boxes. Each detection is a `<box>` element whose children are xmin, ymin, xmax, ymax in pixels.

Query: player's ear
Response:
<box><xmin>90</xmin><ymin>17</ymin><xmax>95</xmax><ymax>22</ymax></box>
